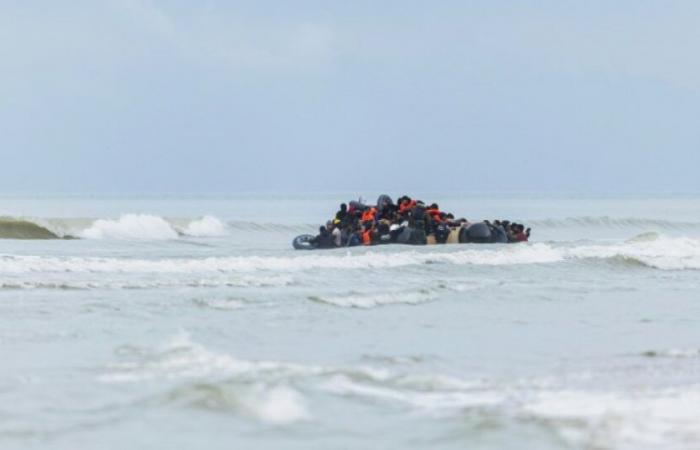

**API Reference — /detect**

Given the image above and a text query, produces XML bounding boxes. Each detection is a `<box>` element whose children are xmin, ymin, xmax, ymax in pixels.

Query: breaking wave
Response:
<box><xmin>3</xmin><ymin>213</ymin><xmax>698</xmax><ymax>240</ymax></box>
<box><xmin>529</xmin><ymin>216</ymin><xmax>700</xmax><ymax>230</ymax></box>
<box><xmin>0</xmin><ymin>244</ymin><xmax>564</xmax><ymax>274</ymax></box>
<box><xmin>0</xmin><ymin>217</ymin><xmax>67</xmax><ymax>239</ymax></box>
<box><xmin>102</xmin><ymin>333</ymin><xmax>311</xmax><ymax>424</ymax></box>
<box><xmin>81</xmin><ymin>214</ymin><xmax>231</xmax><ymax>240</ymax></box>
<box><xmin>81</xmin><ymin>214</ymin><xmax>180</xmax><ymax>240</ymax></box>
<box><xmin>1</xmin><ymin>235</ymin><xmax>698</xmax><ymax>274</ymax></box>
<box><xmin>567</xmin><ymin>235</ymin><xmax>700</xmax><ymax>270</ymax></box>
<box><xmin>309</xmin><ymin>289</ymin><xmax>437</xmax><ymax>308</ymax></box>
<box><xmin>0</xmin><ymin>215</ymin><xmax>316</xmax><ymax>240</ymax></box>
<box><xmin>0</xmin><ymin>274</ymin><xmax>295</xmax><ymax>290</ymax></box>
<box><xmin>181</xmin><ymin>216</ymin><xmax>228</xmax><ymax>237</ymax></box>
<box><xmin>100</xmin><ymin>333</ymin><xmax>700</xmax><ymax>445</ymax></box>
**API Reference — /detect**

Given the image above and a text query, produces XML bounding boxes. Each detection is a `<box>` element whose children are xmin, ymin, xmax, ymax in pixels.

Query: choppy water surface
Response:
<box><xmin>1</xmin><ymin>193</ymin><xmax>699</xmax><ymax>450</ymax></box>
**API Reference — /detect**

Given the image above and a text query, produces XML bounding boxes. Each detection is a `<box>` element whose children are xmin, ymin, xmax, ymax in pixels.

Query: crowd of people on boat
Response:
<box><xmin>309</xmin><ymin>195</ymin><xmax>530</xmax><ymax>248</ymax></box>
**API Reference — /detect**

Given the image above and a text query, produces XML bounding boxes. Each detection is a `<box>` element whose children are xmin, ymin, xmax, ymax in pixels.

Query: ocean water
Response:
<box><xmin>1</xmin><ymin>193</ymin><xmax>699</xmax><ymax>450</ymax></box>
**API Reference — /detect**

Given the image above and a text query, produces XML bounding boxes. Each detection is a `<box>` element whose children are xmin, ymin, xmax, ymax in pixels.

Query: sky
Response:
<box><xmin>1</xmin><ymin>0</ymin><xmax>699</xmax><ymax>194</ymax></box>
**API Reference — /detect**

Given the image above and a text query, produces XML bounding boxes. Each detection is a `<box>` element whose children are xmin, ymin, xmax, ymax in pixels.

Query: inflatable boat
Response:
<box><xmin>292</xmin><ymin>194</ymin><xmax>528</xmax><ymax>250</ymax></box>
<box><xmin>293</xmin><ymin>221</ymin><xmax>509</xmax><ymax>250</ymax></box>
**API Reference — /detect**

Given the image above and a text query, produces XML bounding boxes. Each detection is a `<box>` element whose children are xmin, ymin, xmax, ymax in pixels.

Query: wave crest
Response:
<box><xmin>0</xmin><ymin>215</ymin><xmax>314</xmax><ymax>240</ymax></box>
<box><xmin>181</xmin><ymin>216</ymin><xmax>228</xmax><ymax>237</ymax></box>
<box><xmin>81</xmin><ymin>214</ymin><xmax>179</xmax><ymax>240</ymax></box>
<box><xmin>0</xmin><ymin>244</ymin><xmax>563</xmax><ymax>274</ymax></box>
<box><xmin>0</xmin><ymin>217</ymin><xmax>64</xmax><ymax>239</ymax></box>
<box><xmin>1</xmin><ymin>236</ymin><xmax>699</xmax><ymax>274</ymax></box>
<box><xmin>566</xmin><ymin>235</ymin><xmax>700</xmax><ymax>270</ymax></box>
<box><xmin>309</xmin><ymin>289</ymin><xmax>437</xmax><ymax>308</ymax></box>
<box><xmin>100</xmin><ymin>333</ymin><xmax>700</xmax><ymax>446</ymax></box>
<box><xmin>529</xmin><ymin>216</ymin><xmax>700</xmax><ymax>230</ymax></box>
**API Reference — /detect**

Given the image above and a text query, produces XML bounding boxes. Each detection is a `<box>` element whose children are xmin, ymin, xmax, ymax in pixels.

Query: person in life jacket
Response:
<box><xmin>398</xmin><ymin>196</ymin><xmax>416</xmax><ymax>214</ymax></box>
<box><xmin>513</xmin><ymin>223</ymin><xmax>530</xmax><ymax>242</ymax></box>
<box><xmin>362</xmin><ymin>221</ymin><xmax>376</xmax><ymax>245</ymax></box>
<box><xmin>347</xmin><ymin>226</ymin><xmax>363</xmax><ymax>246</ymax></box>
<box><xmin>426</xmin><ymin>203</ymin><xmax>443</xmax><ymax>222</ymax></box>
<box><xmin>361</xmin><ymin>207</ymin><xmax>377</xmax><ymax>223</ymax></box>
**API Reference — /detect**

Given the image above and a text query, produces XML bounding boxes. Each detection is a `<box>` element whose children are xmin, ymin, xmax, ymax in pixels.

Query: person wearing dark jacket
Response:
<box><xmin>335</xmin><ymin>203</ymin><xmax>348</xmax><ymax>222</ymax></box>
<box><xmin>311</xmin><ymin>225</ymin><xmax>335</xmax><ymax>249</ymax></box>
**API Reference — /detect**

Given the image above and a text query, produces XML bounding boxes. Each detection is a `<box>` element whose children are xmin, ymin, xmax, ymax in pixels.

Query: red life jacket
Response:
<box><xmin>426</xmin><ymin>208</ymin><xmax>443</xmax><ymax>222</ymax></box>
<box><xmin>399</xmin><ymin>200</ymin><xmax>416</xmax><ymax>213</ymax></box>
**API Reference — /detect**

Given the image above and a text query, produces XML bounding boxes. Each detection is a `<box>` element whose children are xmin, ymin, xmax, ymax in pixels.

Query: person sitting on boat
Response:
<box><xmin>398</xmin><ymin>196</ymin><xmax>416</xmax><ymax>213</ymax></box>
<box><xmin>361</xmin><ymin>206</ymin><xmax>377</xmax><ymax>223</ymax></box>
<box><xmin>362</xmin><ymin>221</ymin><xmax>379</xmax><ymax>245</ymax></box>
<box><xmin>335</xmin><ymin>203</ymin><xmax>348</xmax><ymax>223</ymax></box>
<box><xmin>329</xmin><ymin>220</ymin><xmax>342</xmax><ymax>247</ymax></box>
<box><xmin>347</xmin><ymin>226</ymin><xmax>363</xmax><ymax>246</ymax></box>
<box><xmin>310</xmin><ymin>224</ymin><xmax>335</xmax><ymax>249</ymax></box>
<box><xmin>426</xmin><ymin>203</ymin><xmax>444</xmax><ymax>223</ymax></box>
<box><xmin>376</xmin><ymin>195</ymin><xmax>395</xmax><ymax>216</ymax></box>
<box><xmin>513</xmin><ymin>224</ymin><xmax>530</xmax><ymax>242</ymax></box>
<box><xmin>377</xmin><ymin>219</ymin><xmax>392</xmax><ymax>244</ymax></box>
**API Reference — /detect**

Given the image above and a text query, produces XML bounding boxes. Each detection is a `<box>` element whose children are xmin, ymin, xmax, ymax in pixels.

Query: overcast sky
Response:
<box><xmin>2</xmin><ymin>1</ymin><xmax>699</xmax><ymax>194</ymax></box>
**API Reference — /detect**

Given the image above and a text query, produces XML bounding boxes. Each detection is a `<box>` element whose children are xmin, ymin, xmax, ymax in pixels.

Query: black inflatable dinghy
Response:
<box><xmin>292</xmin><ymin>234</ymin><xmax>319</xmax><ymax>250</ymax></box>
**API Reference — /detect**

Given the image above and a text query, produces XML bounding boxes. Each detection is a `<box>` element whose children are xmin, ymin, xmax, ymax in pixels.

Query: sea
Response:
<box><xmin>1</xmin><ymin>193</ymin><xmax>699</xmax><ymax>450</ymax></box>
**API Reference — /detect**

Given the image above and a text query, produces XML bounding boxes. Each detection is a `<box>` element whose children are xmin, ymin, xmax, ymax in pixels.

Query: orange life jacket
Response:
<box><xmin>361</xmin><ymin>207</ymin><xmax>376</xmax><ymax>223</ymax></box>
<box><xmin>362</xmin><ymin>230</ymin><xmax>372</xmax><ymax>245</ymax></box>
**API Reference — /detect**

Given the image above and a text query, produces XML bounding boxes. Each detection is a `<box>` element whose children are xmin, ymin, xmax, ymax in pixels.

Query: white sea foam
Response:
<box><xmin>78</xmin><ymin>214</ymin><xmax>229</xmax><ymax>240</ymax></box>
<box><xmin>0</xmin><ymin>244</ymin><xmax>563</xmax><ymax>274</ymax></box>
<box><xmin>309</xmin><ymin>289</ymin><xmax>437</xmax><ymax>308</ymax></box>
<box><xmin>240</xmin><ymin>384</ymin><xmax>310</xmax><ymax>425</ymax></box>
<box><xmin>2</xmin><ymin>235</ymin><xmax>699</xmax><ymax>275</ymax></box>
<box><xmin>182</xmin><ymin>216</ymin><xmax>228</xmax><ymax>237</ymax></box>
<box><xmin>322</xmin><ymin>371</ymin><xmax>700</xmax><ymax>448</ymax></box>
<box><xmin>566</xmin><ymin>235</ymin><xmax>700</xmax><ymax>270</ymax></box>
<box><xmin>81</xmin><ymin>214</ymin><xmax>179</xmax><ymax>240</ymax></box>
<box><xmin>101</xmin><ymin>333</ymin><xmax>380</xmax><ymax>384</ymax></box>
<box><xmin>0</xmin><ymin>274</ymin><xmax>294</xmax><ymax>290</ymax></box>
<box><xmin>642</xmin><ymin>348</ymin><xmax>700</xmax><ymax>358</ymax></box>
<box><xmin>100</xmin><ymin>334</ymin><xmax>700</xmax><ymax>445</ymax></box>
<box><xmin>529</xmin><ymin>216</ymin><xmax>700</xmax><ymax>230</ymax></box>
<box><xmin>523</xmin><ymin>389</ymin><xmax>700</xmax><ymax>449</ymax></box>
